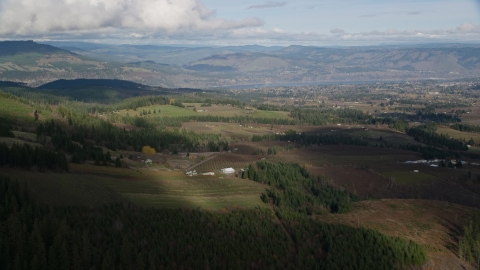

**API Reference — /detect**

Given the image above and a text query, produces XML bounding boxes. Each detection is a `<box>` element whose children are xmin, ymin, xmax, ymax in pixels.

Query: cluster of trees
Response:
<box><xmin>451</xmin><ymin>123</ymin><xmax>480</xmax><ymax>134</ymax></box>
<box><xmin>244</xmin><ymin>161</ymin><xmax>356</xmax><ymax>214</ymax></box>
<box><xmin>459</xmin><ymin>212</ymin><xmax>480</xmax><ymax>268</ymax></box>
<box><xmin>407</xmin><ymin>112</ymin><xmax>462</xmax><ymax>124</ymax></box>
<box><xmin>283</xmin><ymin>219</ymin><xmax>427</xmax><ymax>269</ymax></box>
<box><xmin>373</xmin><ymin>118</ymin><xmax>410</xmax><ymax>132</ymax></box>
<box><xmin>407</xmin><ymin>124</ymin><xmax>468</xmax><ymax>151</ymax></box>
<box><xmin>112</xmin><ymin>95</ymin><xmax>171</xmax><ymax>111</ymax></box>
<box><xmin>289</xmin><ymin>108</ymin><xmax>373</xmax><ymax>125</ymax></box>
<box><xmin>0</xmin><ymin>143</ymin><xmax>68</xmax><ymax>171</ymax></box>
<box><xmin>37</xmin><ymin>110</ymin><xmax>228</xmax><ymax>156</ymax></box>
<box><xmin>0</xmin><ymin>175</ymin><xmax>427</xmax><ymax>269</ymax></box>
<box><xmin>138</xmin><ymin>109</ymin><xmax>159</xmax><ymax>116</ymax></box>
<box><xmin>254</xmin><ymin>104</ymin><xmax>289</xmax><ymax>111</ymax></box>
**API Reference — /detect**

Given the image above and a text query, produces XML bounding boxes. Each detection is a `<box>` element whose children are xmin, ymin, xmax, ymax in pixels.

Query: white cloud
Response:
<box><xmin>272</xmin><ymin>27</ymin><xmax>284</xmax><ymax>33</ymax></box>
<box><xmin>206</xmin><ymin>23</ymin><xmax>480</xmax><ymax>46</ymax></box>
<box><xmin>0</xmin><ymin>0</ymin><xmax>263</xmax><ymax>37</ymax></box>
<box><xmin>247</xmin><ymin>2</ymin><xmax>287</xmax><ymax>9</ymax></box>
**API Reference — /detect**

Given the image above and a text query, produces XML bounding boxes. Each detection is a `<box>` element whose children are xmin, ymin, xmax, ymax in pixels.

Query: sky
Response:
<box><xmin>0</xmin><ymin>0</ymin><xmax>479</xmax><ymax>46</ymax></box>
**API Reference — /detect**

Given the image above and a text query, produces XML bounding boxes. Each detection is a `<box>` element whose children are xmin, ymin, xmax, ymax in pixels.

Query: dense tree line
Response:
<box><xmin>283</xmin><ymin>219</ymin><xmax>428</xmax><ymax>270</ymax></box>
<box><xmin>37</xmin><ymin>109</ymin><xmax>228</xmax><ymax>155</ymax></box>
<box><xmin>254</xmin><ymin>104</ymin><xmax>289</xmax><ymax>111</ymax></box>
<box><xmin>141</xmin><ymin>115</ymin><xmax>297</xmax><ymax>127</ymax></box>
<box><xmin>451</xmin><ymin>123</ymin><xmax>480</xmax><ymax>134</ymax></box>
<box><xmin>289</xmin><ymin>108</ymin><xmax>373</xmax><ymax>125</ymax></box>
<box><xmin>0</xmin><ymin>143</ymin><xmax>68</xmax><ymax>171</ymax></box>
<box><xmin>407</xmin><ymin>112</ymin><xmax>462</xmax><ymax>125</ymax></box>
<box><xmin>0</xmin><ymin>123</ymin><xmax>14</xmax><ymax>137</ymax></box>
<box><xmin>0</xmin><ymin>175</ymin><xmax>427</xmax><ymax>269</ymax></box>
<box><xmin>252</xmin><ymin>133</ymin><xmax>368</xmax><ymax>148</ymax></box>
<box><xmin>244</xmin><ymin>161</ymin><xmax>357</xmax><ymax>214</ymax></box>
<box><xmin>407</xmin><ymin>124</ymin><xmax>468</xmax><ymax>151</ymax></box>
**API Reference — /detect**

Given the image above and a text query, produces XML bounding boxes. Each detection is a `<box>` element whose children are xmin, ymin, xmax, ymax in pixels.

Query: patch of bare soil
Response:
<box><xmin>320</xmin><ymin>165</ymin><xmax>391</xmax><ymax>198</ymax></box>
<box><xmin>318</xmin><ymin>199</ymin><xmax>475</xmax><ymax>270</ymax></box>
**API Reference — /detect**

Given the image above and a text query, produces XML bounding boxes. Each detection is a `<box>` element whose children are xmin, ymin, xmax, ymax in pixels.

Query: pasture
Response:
<box><xmin>0</xmin><ymin>92</ymin><xmax>52</xmax><ymax>124</ymax></box>
<box><xmin>1</xmin><ymin>164</ymin><xmax>267</xmax><ymax>210</ymax></box>
<box><xmin>437</xmin><ymin>126</ymin><xmax>480</xmax><ymax>143</ymax></box>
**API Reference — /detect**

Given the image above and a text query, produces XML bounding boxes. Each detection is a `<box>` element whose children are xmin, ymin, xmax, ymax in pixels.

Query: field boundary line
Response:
<box><xmin>185</xmin><ymin>153</ymin><xmax>220</xmax><ymax>171</ymax></box>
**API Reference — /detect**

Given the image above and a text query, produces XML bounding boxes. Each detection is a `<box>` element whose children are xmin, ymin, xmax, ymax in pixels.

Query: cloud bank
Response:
<box><xmin>0</xmin><ymin>0</ymin><xmax>477</xmax><ymax>45</ymax></box>
<box><xmin>0</xmin><ymin>0</ymin><xmax>263</xmax><ymax>37</ymax></box>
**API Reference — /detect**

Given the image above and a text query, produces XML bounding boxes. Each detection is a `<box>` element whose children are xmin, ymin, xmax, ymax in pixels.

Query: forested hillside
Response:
<box><xmin>0</xmin><ymin>176</ymin><xmax>427</xmax><ymax>269</ymax></box>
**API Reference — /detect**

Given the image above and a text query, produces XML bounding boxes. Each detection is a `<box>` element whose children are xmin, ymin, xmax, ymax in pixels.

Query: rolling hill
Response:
<box><xmin>1</xmin><ymin>41</ymin><xmax>480</xmax><ymax>89</ymax></box>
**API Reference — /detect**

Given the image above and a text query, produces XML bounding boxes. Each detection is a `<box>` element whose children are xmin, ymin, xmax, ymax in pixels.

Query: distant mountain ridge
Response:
<box><xmin>38</xmin><ymin>79</ymin><xmax>149</xmax><ymax>90</ymax></box>
<box><xmin>0</xmin><ymin>40</ymin><xmax>73</xmax><ymax>57</ymax></box>
<box><xmin>0</xmin><ymin>41</ymin><xmax>479</xmax><ymax>88</ymax></box>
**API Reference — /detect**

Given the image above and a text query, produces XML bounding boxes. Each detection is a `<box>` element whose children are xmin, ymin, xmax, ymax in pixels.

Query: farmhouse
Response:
<box><xmin>221</xmin><ymin>168</ymin><xmax>235</xmax><ymax>174</ymax></box>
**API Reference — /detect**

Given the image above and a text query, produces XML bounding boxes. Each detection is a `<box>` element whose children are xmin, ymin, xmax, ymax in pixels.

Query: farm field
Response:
<box><xmin>459</xmin><ymin>106</ymin><xmax>480</xmax><ymax>125</ymax></box>
<box><xmin>437</xmin><ymin>126</ymin><xmax>480</xmax><ymax>142</ymax></box>
<box><xmin>181</xmin><ymin>122</ymin><xmax>278</xmax><ymax>141</ymax></box>
<box><xmin>180</xmin><ymin>122</ymin><xmax>401</xmax><ymax>142</ymax></box>
<box><xmin>1</xmin><ymin>165</ymin><xmax>268</xmax><ymax>210</ymax></box>
<box><xmin>319</xmin><ymin>199</ymin><xmax>475</xmax><ymax>270</ymax></box>
<box><xmin>193</xmin><ymin>153</ymin><xmax>262</xmax><ymax>171</ymax></box>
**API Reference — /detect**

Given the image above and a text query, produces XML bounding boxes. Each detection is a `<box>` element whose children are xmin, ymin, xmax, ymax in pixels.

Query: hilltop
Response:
<box><xmin>0</xmin><ymin>40</ymin><xmax>73</xmax><ymax>57</ymax></box>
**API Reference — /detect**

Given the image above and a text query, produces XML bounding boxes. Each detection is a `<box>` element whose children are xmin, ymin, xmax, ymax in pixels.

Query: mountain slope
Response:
<box><xmin>0</xmin><ymin>40</ymin><xmax>73</xmax><ymax>56</ymax></box>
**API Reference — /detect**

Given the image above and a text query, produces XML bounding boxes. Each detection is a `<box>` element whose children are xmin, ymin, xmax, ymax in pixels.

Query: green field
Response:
<box><xmin>1</xmin><ymin>165</ymin><xmax>267</xmax><ymax>209</ymax></box>
<box><xmin>0</xmin><ymin>93</ymin><xmax>34</xmax><ymax>122</ymax></box>
<box><xmin>437</xmin><ymin>126</ymin><xmax>480</xmax><ymax>143</ymax></box>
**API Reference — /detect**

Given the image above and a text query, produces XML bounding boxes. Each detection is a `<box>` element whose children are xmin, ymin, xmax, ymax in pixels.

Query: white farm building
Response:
<box><xmin>221</xmin><ymin>168</ymin><xmax>235</xmax><ymax>174</ymax></box>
